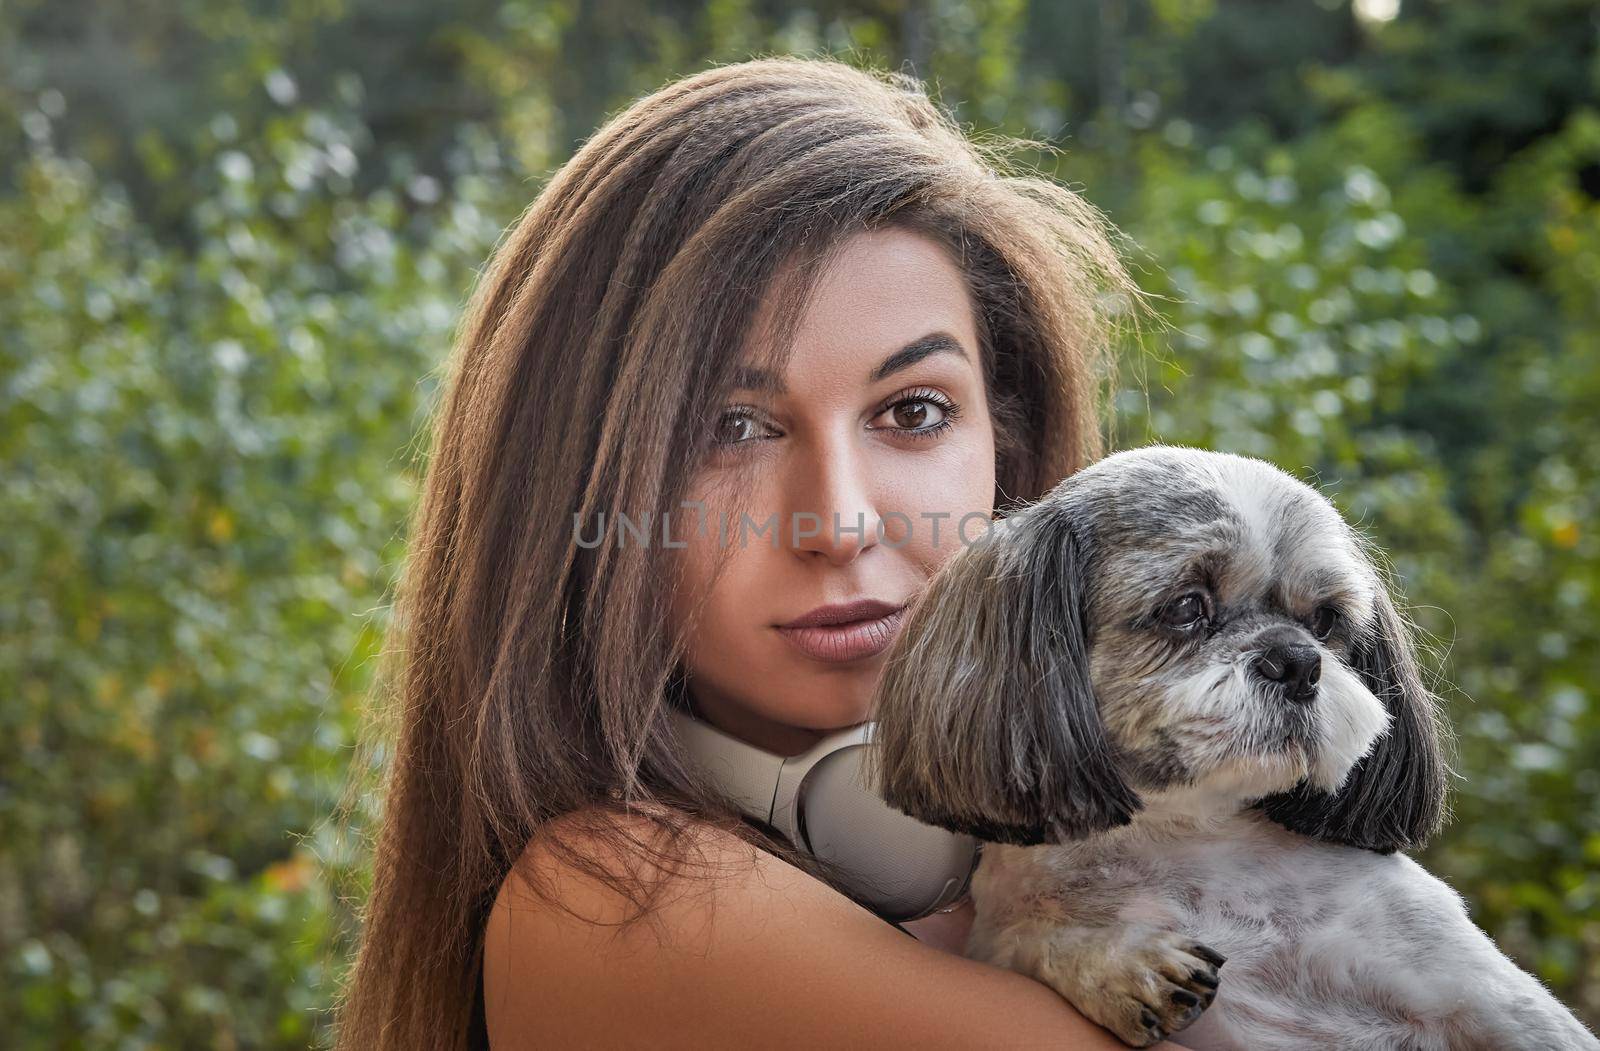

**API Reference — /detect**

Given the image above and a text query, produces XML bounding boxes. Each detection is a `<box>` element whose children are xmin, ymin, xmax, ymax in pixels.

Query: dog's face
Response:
<box><xmin>1069</xmin><ymin>446</ymin><xmax>1391</xmax><ymax>804</ymax></box>
<box><xmin>867</xmin><ymin>444</ymin><xmax>1449</xmax><ymax>853</ymax></box>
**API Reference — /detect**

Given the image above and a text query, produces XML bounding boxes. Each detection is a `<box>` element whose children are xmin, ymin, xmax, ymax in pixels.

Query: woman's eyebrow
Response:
<box><xmin>732</xmin><ymin>331</ymin><xmax>969</xmax><ymax>393</ymax></box>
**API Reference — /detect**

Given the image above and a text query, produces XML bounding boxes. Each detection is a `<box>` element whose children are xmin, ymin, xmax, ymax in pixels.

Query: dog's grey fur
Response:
<box><xmin>866</xmin><ymin>445</ymin><xmax>1598</xmax><ymax>1050</ymax></box>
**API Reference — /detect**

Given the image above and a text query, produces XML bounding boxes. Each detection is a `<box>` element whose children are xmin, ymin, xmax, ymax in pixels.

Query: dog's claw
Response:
<box><xmin>1134</xmin><ymin>1007</ymin><xmax>1167</xmax><ymax>1049</ymax></box>
<box><xmin>1021</xmin><ymin>926</ymin><xmax>1226</xmax><ymax>1046</ymax></box>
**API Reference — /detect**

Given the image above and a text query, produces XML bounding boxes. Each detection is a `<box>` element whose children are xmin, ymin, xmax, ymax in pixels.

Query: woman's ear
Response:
<box><xmin>866</xmin><ymin>505</ymin><xmax>1142</xmax><ymax>846</ymax></box>
<box><xmin>1256</xmin><ymin>581</ymin><xmax>1451</xmax><ymax>853</ymax></box>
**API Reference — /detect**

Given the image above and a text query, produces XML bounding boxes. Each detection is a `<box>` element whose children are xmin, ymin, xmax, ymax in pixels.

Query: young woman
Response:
<box><xmin>332</xmin><ymin>54</ymin><xmax>1192</xmax><ymax>1049</ymax></box>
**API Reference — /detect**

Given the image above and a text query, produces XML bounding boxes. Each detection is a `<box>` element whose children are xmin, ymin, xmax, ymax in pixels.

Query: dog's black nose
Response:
<box><xmin>1253</xmin><ymin>643</ymin><xmax>1321</xmax><ymax>702</ymax></box>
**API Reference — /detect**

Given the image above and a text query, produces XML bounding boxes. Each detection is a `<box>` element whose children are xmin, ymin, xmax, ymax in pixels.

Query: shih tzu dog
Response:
<box><xmin>867</xmin><ymin>445</ymin><xmax>1598</xmax><ymax>1050</ymax></box>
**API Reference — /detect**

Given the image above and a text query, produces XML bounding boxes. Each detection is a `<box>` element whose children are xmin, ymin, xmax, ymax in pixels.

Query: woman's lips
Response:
<box><xmin>774</xmin><ymin>606</ymin><xmax>908</xmax><ymax>663</ymax></box>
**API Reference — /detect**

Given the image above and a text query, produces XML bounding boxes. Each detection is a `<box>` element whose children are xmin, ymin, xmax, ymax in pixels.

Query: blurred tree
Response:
<box><xmin>1</xmin><ymin>88</ymin><xmax>509</xmax><ymax>1044</ymax></box>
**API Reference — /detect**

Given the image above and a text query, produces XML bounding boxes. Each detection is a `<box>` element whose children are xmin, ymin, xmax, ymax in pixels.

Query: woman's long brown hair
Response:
<box><xmin>328</xmin><ymin>52</ymin><xmax>1144</xmax><ymax>1050</ymax></box>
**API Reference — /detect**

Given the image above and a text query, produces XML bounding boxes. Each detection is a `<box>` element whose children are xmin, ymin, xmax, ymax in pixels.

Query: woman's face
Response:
<box><xmin>669</xmin><ymin>226</ymin><xmax>997</xmax><ymax>756</ymax></box>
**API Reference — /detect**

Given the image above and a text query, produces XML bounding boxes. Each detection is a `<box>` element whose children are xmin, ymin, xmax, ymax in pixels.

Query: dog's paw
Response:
<box><xmin>1026</xmin><ymin>925</ymin><xmax>1225</xmax><ymax>1047</ymax></box>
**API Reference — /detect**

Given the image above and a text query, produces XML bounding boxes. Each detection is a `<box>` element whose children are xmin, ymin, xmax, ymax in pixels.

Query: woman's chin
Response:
<box><xmin>770</xmin><ymin>691</ymin><xmax>873</xmax><ymax>735</ymax></box>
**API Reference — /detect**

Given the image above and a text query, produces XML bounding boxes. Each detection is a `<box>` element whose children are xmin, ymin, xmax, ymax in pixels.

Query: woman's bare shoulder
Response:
<box><xmin>492</xmin><ymin>802</ymin><xmax>748</xmax><ymax>912</ymax></box>
<box><xmin>482</xmin><ymin>803</ymin><xmax>1172</xmax><ymax>1050</ymax></box>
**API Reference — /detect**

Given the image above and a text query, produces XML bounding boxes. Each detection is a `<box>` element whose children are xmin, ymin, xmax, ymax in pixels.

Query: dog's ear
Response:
<box><xmin>1257</xmin><ymin>580</ymin><xmax>1451</xmax><ymax>853</ymax></box>
<box><xmin>865</xmin><ymin>505</ymin><xmax>1142</xmax><ymax>846</ymax></box>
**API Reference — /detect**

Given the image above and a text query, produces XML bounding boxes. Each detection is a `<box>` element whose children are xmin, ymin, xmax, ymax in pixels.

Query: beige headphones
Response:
<box><xmin>668</xmin><ymin>706</ymin><xmax>980</xmax><ymax>922</ymax></box>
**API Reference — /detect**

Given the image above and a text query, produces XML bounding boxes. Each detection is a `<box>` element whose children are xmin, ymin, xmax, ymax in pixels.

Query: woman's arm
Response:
<box><xmin>485</xmin><ymin>813</ymin><xmax>1190</xmax><ymax>1049</ymax></box>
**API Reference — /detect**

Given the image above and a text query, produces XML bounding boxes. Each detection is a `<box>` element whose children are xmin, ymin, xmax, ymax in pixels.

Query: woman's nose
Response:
<box><xmin>782</xmin><ymin>443</ymin><xmax>884</xmax><ymax>565</ymax></box>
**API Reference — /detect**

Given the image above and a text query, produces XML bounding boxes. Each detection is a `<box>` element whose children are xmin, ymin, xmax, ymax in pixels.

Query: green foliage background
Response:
<box><xmin>3</xmin><ymin>1</ymin><xmax>1596</xmax><ymax>1045</ymax></box>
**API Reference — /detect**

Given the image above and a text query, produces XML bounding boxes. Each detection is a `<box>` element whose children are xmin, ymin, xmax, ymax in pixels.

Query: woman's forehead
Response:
<box><xmin>736</xmin><ymin>227</ymin><xmax>981</xmax><ymax>396</ymax></box>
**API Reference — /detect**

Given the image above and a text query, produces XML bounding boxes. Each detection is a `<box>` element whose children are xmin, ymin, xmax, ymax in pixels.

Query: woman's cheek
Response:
<box><xmin>882</xmin><ymin>434</ymin><xmax>995</xmax><ymax>571</ymax></box>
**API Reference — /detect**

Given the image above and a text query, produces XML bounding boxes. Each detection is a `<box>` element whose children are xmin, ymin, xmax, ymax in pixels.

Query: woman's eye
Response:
<box><xmin>1158</xmin><ymin>591</ymin><xmax>1210</xmax><ymax>629</ymax></box>
<box><xmin>889</xmin><ymin>399</ymin><xmax>941</xmax><ymax>429</ymax></box>
<box><xmin>870</xmin><ymin>389</ymin><xmax>961</xmax><ymax>438</ymax></box>
<box><xmin>711</xmin><ymin>409</ymin><xmax>775</xmax><ymax>446</ymax></box>
<box><xmin>1310</xmin><ymin>605</ymin><xmax>1340</xmax><ymax>640</ymax></box>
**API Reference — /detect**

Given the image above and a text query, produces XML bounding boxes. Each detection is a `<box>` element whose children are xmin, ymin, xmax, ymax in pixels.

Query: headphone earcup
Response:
<box><xmin>795</xmin><ymin>743</ymin><xmax>979</xmax><ymax>922</ymax></box>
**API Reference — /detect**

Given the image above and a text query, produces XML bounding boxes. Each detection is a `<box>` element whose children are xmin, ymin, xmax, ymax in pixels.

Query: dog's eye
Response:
<box><xmin>1310</xmin><ymin>605</ymin><xmax>1340</xmax><ymax>640</ymax></box>
<box><xmin>1159</xmin><ymin>592</ymin><xmax>1210</xmax><ymax>630</ymax></box>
